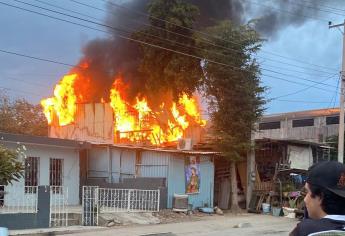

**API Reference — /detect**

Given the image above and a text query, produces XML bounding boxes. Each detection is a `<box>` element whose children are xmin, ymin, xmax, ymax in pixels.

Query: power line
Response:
<box><xmin>328</xmin><ymin>74</ymin><xmax>341</xmax><ymax>108</ymax></box>
<box><xmin>17</xmin><ymin>0</ymin><xmax>338</xmax><ymax>78</ymax></box>
<box><xmin>10</xmin><ymin>0</ymin><xmax>339</xmax><ymax>88</ymax></box>
<box><xmin>264</xmin><ymin>74</ymin><xmax>336</xmax><ymax>94</ymax></box>
<box><xmin>32</xmin><ymin>0</ymin><xmax>101</xmax><ymax>21</ymax></box>
<box><xmin>0</xmin><ymin>49</ymin><xmax>76</xmax><ymax>68</ymax></box>
<box><xmin>0</xmin><ymin>76</ymin><xmax>51</xmax><ymax>88</ymax></box>
<box><xmin>270</xmin><ymin>74</ymin><xmax>338</xmax><ymax>99</ymax></box>
<box><xmin>0</xmin><ymin>85</ymin><xmax>42</xmax><ymax>98</ymax></box>
<box><xmin>249</xmin><ymin>0</ymin><xmax>331</xmax><ymax>23</ymax></box>
<box><xmin>273</xmin><ymin>0</ymin><xmax>345</xmax><ymax>17</ymax></box>
<box><xmin>273</xmin><ymin>99</ymin><xmax>330</xmax><ymax>104</ymax></box>
<box><xmin>294</xmin><ymin>0</ymin><xmax>345</xmax><ymax>14</ymax></box>
<box><xmin>260</xmin><ymin>63</ymin><xmax>338</xmax><ymax>77</ymax></box>
<box><xmin>0</xmin><ymin>1</ymin><xmax>339</xmax><ymax>94</ymax></box>
<box><xmin>99</xmin><ymin>0</ymin><xmax>339</xmax><ymax>73</ymax></box>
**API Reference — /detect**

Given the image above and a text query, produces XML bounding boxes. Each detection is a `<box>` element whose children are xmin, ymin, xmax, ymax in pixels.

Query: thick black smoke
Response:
<box><xmin>76</xmin><ymin>0</ymin><xmax>340</xmax><ymax>102</ymax></box>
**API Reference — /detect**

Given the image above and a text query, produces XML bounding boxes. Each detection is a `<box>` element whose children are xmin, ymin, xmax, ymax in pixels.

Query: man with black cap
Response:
<box><xmin>290</xmin><ymin>161</ymin><xmax>345</xmax><ymax>236</ymax></box>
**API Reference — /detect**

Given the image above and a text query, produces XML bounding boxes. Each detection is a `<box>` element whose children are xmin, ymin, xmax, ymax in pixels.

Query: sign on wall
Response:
<box><xmin>185</xmin><ymin>156</ymin><xmax>200</xmax><ymax>194</ymax></box>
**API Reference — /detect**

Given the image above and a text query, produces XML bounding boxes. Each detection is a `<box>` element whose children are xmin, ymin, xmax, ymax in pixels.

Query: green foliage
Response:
<box><xmin>0</xmin><ymin>144</ymin><xmax>24</xmax><ymax>185</ymax></box>
<box><xmin>0</xmin><ymin>93</ymin><xmax>47</xmax><ymax>136</ymax></box>
<box><xmin>134</xmin><ymin>0</ymin><xmax>203</xmax><ymax>101</ymax></box>
<box><xmin>199</xmin><ymin>21</ymin><xmax>266</xmax><ymax>161</ymax></box>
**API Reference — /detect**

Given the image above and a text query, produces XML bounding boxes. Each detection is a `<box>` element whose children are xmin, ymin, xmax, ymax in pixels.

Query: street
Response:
<box><xmin>68</xmin><ymin>214</ymin><xmax>298</xmax><ymax>236</ymax></box>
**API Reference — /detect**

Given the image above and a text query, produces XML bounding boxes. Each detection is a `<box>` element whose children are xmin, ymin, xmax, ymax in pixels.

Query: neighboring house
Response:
<box><xmin>244</xmin><ymin>109</ymin><xmax>338</xmax><ymax>208</ymax></box>
<box><xmin>0</xmin><ymin>132</ymin><xmax>90</xmax><ymax>206</ymax></box>
<box><xmin>82</xmin><ymin>144</ymin><xmax>218</xmax><ymax>209</ymax></box>
<box><xmin>255</xmin><ymin>108</ymin><xmax>340</xmax><ymax>143</ymax></box>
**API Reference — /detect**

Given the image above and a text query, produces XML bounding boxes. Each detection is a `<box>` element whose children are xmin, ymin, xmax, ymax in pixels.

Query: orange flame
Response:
<box><xmin>41</xmin><ymin>72</ymin><xmax>206</xmax><ymax>145</ymax></box>
<box><xmin>179</xmin><ymin>93</ymin><xmax>206</xmax><ymax>126</ymax></box>
<box><xmin>110</xmin><ymin>79</ymin><xmax>136</xmax><ymax>139</ymax></box>
<box><xmin>41</xmin><ymin>74</ymin><xmax>77</xmax><ymax>126</ymax></box>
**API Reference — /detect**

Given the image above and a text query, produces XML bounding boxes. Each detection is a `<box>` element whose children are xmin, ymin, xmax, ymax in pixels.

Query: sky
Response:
<box><xmin>0</xmin><ymin>0</ymin><xmax>344</xmax><ymax>115</ymax></box>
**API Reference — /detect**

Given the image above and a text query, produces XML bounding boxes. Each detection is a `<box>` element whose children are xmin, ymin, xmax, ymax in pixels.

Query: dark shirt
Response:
<box><xmin>290</xmin><ymin>218</ymin><xmax>345</xmax><ymax>236</ymax></box>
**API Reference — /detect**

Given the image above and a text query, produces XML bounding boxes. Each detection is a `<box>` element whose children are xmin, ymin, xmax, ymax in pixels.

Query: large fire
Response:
<box><xmin>41</xmin><ymin>72</ymin><xmax>206</xmax><ymax>145</ymax></box>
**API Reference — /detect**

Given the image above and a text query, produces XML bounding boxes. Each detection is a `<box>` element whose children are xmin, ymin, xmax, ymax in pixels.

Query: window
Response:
<box><xmin>259</xmin><ymin>121</ymin><xmax>281</xmax><ymax>130</ymax></box>
<box><xmin>326</xmin><ymin>116</ymin><xmax>340</xmax><ymax>125</ymax></box>
<box><xmin>50</xmin><ymin>158</ymin><xmax>63</xmax><ymax>187</ymax></box>
<box><xmin>25</xmin><ymin>157</ymin><xmax>39</xmax><ymax>193</ymax></box>
<box><xmin>292</xmin><ymin>118</ymin><xmax>314</xmax><ymax>127</ymax></box>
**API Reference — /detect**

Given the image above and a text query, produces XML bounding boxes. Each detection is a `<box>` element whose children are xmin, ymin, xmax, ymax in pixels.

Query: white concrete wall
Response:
<box><xmin>1</xmin><ymin>142</ymin><xmax>80</xmax><ymax>206</ymax></box>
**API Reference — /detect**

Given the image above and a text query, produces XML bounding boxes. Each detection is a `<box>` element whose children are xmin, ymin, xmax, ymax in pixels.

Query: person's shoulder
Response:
<box><xmin>291</xmin><ymin>218</ymin><xmax>337</xmax><ymax>236</ymax></box>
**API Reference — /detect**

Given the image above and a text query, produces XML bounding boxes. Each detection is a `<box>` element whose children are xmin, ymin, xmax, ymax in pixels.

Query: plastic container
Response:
<box><xmin>262</xmin><ymin>203</ymin><xmax>271</xmax><ymax>214</ymax></box>
<box><xmin>272</xmin><ymin>207</ymin><xmax>282</xmax><ymax>216</ymax></box>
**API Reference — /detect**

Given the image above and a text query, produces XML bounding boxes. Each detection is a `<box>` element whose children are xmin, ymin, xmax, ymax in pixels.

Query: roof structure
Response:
<box><xmin>0</xmin><ymin>132</ymin><xmax>90</xmax><ymax>149</ymax></box>
<box><xmin>90</xmin><ymin>141</ymin><xmax>220</xmax><ymax>155</ymax></box>
<box><xmin>261</xmin><ymin>108</ymin><xmax>340</xmax><ymax>122</ymax></box>
<box><xmin>255</xmin><ymin>137</ymin><xmax>332</xmax><ymax>148</ymax></box>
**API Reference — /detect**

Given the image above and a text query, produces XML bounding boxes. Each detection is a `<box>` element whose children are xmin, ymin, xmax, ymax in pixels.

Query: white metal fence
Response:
<box><xmin>49</xmin><ymin>186</ymin><xmax>68</xmax><ymax>227</ymax></box>
<box><xmin>0</xmin><ymin>185</ymin><xmax>38</xmax><ymax>214</ymax></box>
<box><xmin>82</xmin><ymin>186</ymin><xmax>99</xmax><ymax>226</ymax></box>
<box><xmin>99</xmin><ymin>188</ymin><xmax>160</xmax><ymax>212</ymax></box>
<box><xmin>82</xmin><ymin>186</ymin><xmax>160</xmax><ymax>226</ymax></box>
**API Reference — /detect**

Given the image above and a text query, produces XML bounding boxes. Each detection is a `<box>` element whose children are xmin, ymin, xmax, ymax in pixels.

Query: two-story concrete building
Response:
<box><xmin>255</xmin><ymin>108</ymin><xmax>340</xmax><ymax>143</ymax></box>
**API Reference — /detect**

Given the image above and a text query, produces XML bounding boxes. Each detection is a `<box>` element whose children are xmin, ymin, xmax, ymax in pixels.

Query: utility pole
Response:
<box><xmin>329</xmin><ymin>20</ymin><xmax>345</xmax><ymax>163</ymax></box>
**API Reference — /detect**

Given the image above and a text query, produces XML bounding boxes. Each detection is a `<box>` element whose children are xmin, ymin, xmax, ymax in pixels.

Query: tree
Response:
<box><xmin>0</xmin><ymin>93</ymin><xmax>47</xmax><ymax>136</ymax></box>
<box><xmin>199</xmin><ymin>21</ymin><xmax>265</xmax><ymax>211</ymax></box>
<box><xmin>0</xmin><ymin>144</ymin><xmax>24</xmax><ymax>185</ymax></box>
<box><xmin>134</xmin><ymin>0</ymin><xmax>204</xmax><ymax>102</ymax></box>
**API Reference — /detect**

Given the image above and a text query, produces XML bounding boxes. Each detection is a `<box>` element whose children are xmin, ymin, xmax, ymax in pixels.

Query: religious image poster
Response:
<box><xmin>185</xmin><ymin>156</ymin><xmax>200</xmax><ymax>194</ymax></box>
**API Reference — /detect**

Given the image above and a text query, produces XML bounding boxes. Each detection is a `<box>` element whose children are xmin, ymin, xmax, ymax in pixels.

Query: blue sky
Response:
<box><xmin>0</xmin><ymin>0</ymin><xmax>343</xmax><ymax>115</ymax></box>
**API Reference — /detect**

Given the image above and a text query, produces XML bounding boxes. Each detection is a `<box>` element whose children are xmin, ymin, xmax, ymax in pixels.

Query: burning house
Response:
<box><xmin>41</xmin><ymin>72</ymin><xmax>206</xmax><ymax>146</ymax></box>
<box><xmin>37</xmin><ymin>57</ymin><xmax>215</xmax><ymax>211</ymax></box>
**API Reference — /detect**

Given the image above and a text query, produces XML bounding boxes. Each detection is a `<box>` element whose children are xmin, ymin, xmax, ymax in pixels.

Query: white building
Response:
<box><xmin>0</xmin><ymin>132</ymin><xmax>89</xmax><ymax>206</ymax></box>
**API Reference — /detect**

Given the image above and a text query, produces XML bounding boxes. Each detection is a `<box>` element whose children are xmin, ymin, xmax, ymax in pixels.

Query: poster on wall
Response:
<box><xmin>185</xmin><ymin>156</ymin><xmax>200</xmax><ymax>194</ymax></box>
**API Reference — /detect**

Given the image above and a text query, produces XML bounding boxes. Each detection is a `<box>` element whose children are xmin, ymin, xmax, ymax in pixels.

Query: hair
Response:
<box><xmin>309</xmin><ymin>184</ymin><xmax>345</xmax><ymax>215</ymax></box>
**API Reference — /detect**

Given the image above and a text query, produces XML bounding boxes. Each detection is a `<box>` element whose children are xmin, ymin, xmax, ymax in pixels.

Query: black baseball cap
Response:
<box><xmin>306</xmin><ymin>161</ymin><xmax>345</xmax><ymax>198</ymax></box>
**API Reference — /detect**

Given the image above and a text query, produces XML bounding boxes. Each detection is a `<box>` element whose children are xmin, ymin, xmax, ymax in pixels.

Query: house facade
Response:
<box><xmin>0</xmin><ymin>132</ymin><xmax>89</xmax><ymax>206</ymax></box>
<box><xmin>82</xmin><ymin>144</ymin><xmax>217</xmax><ymax>209</ymax></box>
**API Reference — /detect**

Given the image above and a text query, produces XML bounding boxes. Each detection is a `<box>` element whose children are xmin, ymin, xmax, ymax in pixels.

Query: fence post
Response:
<box><xmin>157</xmin><ymin>190</ymin><xmax>160</xmax><ymax>212</ymax></box>
<box><xmin>95</xmin><ymin>187</ymin><xmax>99</xmax><ymax>226</ymax></box>
<box><xmin>37</xmin><ymin>186</ymin><xmax>50</xmax><ymax>228</ymax></box>
<box><xmin>127</xmin><ymin>189</ymin><xmax>131</xmax><ymax>212</ymax></box>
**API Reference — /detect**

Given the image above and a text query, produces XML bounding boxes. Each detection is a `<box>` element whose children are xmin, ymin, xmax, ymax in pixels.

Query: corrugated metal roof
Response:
<box><xmin>0</xmin><ymin>132</ymin><xmax>90</xmax><ymax>148</ymax></box>
<box><xmin>255</xmin><ymin>138</ymin><xmax>331</xmax><ymax>148</ymax></box>
<box><xmin>261</xmin><ymin>108</ymin><xmax>340</xmax><ymax>122</ymax></box>
<box><xmin>89</xmin><ymin>141</ymin><xmax>220</xmax><ymax>155</ymax></box>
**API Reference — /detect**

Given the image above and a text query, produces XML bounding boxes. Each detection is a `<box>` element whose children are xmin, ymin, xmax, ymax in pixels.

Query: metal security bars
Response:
<box><xmin>0</xmin><ymin>185</ymin><xmax>38</xmax><ymax>213</ymax></box>
<box><xmin>82</xmin><ymin>186</ymin><xmax>99</xmax><ymax>226</ymax></box>
<box><xmin>25</xmin><ymin>157</ymin><xmax>39</xmax><ymax>193</ymax></box>
<box><xmin>82</xmin><ymin>186</ymin><xmax>160</xmax><ymax>226</ymax></box>
<box><xmin>50</xmin><ymin>186</ymin><xmax>68</xmax><ymax>227</ymax></box>
<box><xmin>99</xmin><ymin>188</ymin><xmax>160</xmax><ymax>212</ymax></box>
<box><xmin>49</xmin><ymin>159</ymin><xmax>63</xmax><ymax>193</ymax></box>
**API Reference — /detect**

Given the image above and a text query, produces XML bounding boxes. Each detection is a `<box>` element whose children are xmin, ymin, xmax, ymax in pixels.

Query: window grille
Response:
<box><xmin>50</xmin><ymin>158</ymin><xmax>63</xmax><ymax>193</ymax></box>
<box><xmin>25</xmin><ymin>157</ymin><xmax>39</xmax><ymax>193</ymax></box>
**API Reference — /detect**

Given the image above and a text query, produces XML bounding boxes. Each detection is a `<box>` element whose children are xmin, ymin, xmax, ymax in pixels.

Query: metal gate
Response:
<box><xmin>82</xmin><ymin>186</ymin><xmax>160</xmax><ymax>226</ymax></box>
<box><xmin>50</xmin><ymin>186</ymin><xmax>68</xmax><ymax>227</ymax></box>
<box><xmin>82</xmin><ymin>186</ymin><xmax>99</xmax><ymax>226</ymax></box>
